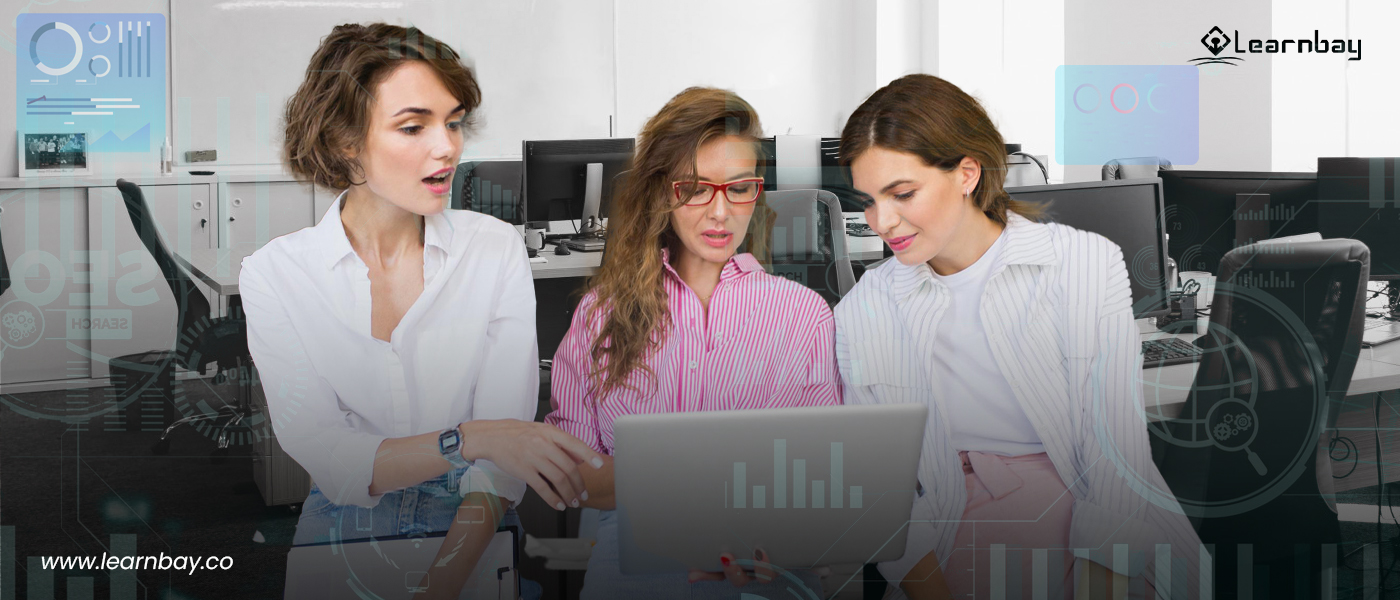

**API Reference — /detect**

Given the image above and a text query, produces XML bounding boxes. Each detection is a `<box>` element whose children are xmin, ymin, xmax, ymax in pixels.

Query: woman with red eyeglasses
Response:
<box><xmin>544</xmin><ymin>87</ymin><xmax>842</xmax><ymax>598</ymax></box>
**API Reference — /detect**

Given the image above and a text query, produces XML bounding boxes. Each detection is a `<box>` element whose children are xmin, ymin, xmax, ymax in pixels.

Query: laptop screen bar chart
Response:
<box><xmin>728</xmin><ymin>440</ymin><xmax>862</xmax><ymax>509</ymax></box>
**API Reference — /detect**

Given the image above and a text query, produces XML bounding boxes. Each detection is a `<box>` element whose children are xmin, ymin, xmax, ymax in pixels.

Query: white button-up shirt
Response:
<box><xmin>240</xmin><ymin>192</ymin><xmax>537</xmax><ymax>508</ymax></box>
<box><xmin>835</xmin><ymin>212</ymin><xmax>1202</xmax><ymax>597</ymax></box>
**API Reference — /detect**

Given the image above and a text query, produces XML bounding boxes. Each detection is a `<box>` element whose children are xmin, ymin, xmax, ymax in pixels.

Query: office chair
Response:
<box><xmin>1154</xmin><ymin>238</ymin><xmax>1368</xmax><ymax>598</ymax></box>
<box><xmin>0</xmin><ymin>223</ymin><xmax>9</xmax><ymax>297</ymax></box>
<box><xmin>761</xmin><ymin>189</ymin><xmax>857</xmax><ymax>306</ymax></box>
<box><xmin>451</xmin><ymin>160</ymin><xmax>523</xmax><ymax>223</ymax></box>
<box><xmin>1101</xmin><ymin>156</ymin><xmax>1172</xmax><ymax>180</ymax></box>
<box><xmin>112</xmin><ymin>179</ymin><xmax>251</xmax><ymax>458</ymax></box>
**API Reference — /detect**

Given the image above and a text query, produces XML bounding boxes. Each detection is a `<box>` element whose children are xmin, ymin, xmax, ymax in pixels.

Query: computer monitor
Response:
<box><xmin>1317</xmin><ymin>157</ymin><xmax>1400</xmax><ymax>280</ymax></box>
<box><xmin>758</xmin><ymin>137</ymin><xmax>778</xmax><ymax>192</ymax></box>
<box><xmin>522</xmin><ymin>138</ymin><xmax>635</xmax><ymax>230</ymax></box>
<box><xmin>1159</xmin><ymin>170</ymin><xmax>1317</xmax><ymax>273</ymax></box>
<box><xmin>1007</xmin><ymin>178</ymin><xmax>1171</xmax><ymax>319</ymax></box>
<box><xmin>819</xmin><ymin>137</ymin><xmax>866</xmax><ymax>213</ymax></box>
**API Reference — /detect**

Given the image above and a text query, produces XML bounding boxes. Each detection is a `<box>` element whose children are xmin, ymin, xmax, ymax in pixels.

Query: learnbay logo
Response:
<box><xmin>1190</xmin><ymin>25</ymin><xmax>1361</xmax><ymax>66</ymax></box>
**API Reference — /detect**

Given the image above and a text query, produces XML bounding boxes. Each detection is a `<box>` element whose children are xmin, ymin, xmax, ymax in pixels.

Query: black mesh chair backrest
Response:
<box><xmin>451</xmin><ymin>160</ymin><xmax>523</xmax><ymax>224</ymax></box>
<box><xmin>115</xmin><ymin>179</ymin><xmax>212</xmax><ymax>351</ymax></box>
<box><xmin>0</xmin><ymin>221</ymin><xmax>9</xmax><ymax>297</ymax></box>
<box><xmin>1156</xmin><ymin>239</ymin><xmax>1368</xmax><ymax>554</ymax></box>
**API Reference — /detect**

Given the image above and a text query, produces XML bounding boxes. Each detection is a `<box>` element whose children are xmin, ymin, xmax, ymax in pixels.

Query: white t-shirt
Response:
<box><xmin>930</xmin><ymin>230</ymin><xmax>1045</xmax><ymax>456</ymax></box>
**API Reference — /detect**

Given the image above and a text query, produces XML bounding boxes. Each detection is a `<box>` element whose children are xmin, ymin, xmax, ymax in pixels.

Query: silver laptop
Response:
<box><xmin>284</xmin><ymin>528</ymin><xmax>517</xmax><ymax>599</ymax></box>
<box><xmin>613</xmin><ymin>403</ymin><xmax>927</xmax><ymax>574</ymax></box>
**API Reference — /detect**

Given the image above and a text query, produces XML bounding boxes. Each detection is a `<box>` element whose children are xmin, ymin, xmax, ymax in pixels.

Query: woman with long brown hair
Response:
<box><xmin>834</xmin><ymin>74</ymin><xmax>1202</xmax><ymax>599</ymax></box>
<box><xmin>545</xmin><ymin>87</ymin><xmax>841</xmax><ymax>598</ymax></box>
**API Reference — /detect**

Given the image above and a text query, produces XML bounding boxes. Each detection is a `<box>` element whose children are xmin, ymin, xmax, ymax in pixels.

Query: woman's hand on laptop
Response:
<box><xmin>459</xmin><ymin>420</ymin><xmax>606</xmax><ymax>511</ymax></box>
<box><xmin>687</xmin><ymin>549</ymin><xmax>776</xmax><ymax>587</ymax></box>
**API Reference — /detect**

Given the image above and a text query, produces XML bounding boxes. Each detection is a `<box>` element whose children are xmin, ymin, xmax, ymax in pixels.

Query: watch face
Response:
<box><xmin>440</xmin><ymin>430</ymin><xmax>460</xmax><ymax>454</ymax></box>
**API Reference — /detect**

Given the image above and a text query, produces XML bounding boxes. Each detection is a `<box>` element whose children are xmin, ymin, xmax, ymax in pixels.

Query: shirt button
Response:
<box><xmin>688</xmin><ymin>360</ymin><xmax>698</xmax><ymax>370</ymax></box>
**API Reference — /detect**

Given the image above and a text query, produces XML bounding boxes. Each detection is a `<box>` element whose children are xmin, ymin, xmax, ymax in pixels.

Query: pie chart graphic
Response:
<box><xmin>30</xmin><ymin>21</ymin><xmax>84</xmax><ymax>77</ymax></box>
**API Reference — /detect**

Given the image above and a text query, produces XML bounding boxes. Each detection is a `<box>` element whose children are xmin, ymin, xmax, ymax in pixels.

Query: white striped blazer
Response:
<box><xmin>834</xmin><ymin>211</ymin><xmax>1203</xmax><ymax>597</ymax></box>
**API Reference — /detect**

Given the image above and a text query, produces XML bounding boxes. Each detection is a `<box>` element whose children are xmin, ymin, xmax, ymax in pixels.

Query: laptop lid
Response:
<box><xmin>613</xmin><ymin>403</ymin><xmax>927</xmax><ymax>574</ymax></box>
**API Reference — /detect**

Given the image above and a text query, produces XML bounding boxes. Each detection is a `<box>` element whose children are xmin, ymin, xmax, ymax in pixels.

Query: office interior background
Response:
<box><xmin>2</xmin><ymin>0</ymin><xmax>1400</xmax><ymax>599</ymax></box>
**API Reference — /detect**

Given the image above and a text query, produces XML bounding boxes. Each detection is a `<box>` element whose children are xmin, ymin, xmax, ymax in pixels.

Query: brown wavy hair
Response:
<box><xmin>583</xmin><ymin>87</ymin><xmax>773</xmax><ymax>395</ymax></box>
<box><xmin>282</xmin><ymin>23</ymin><xmax>481</xmax><ymax>190</ymax></box>
<box><xmin>839</xmin><ymin>74</ymin><xmax>1041</xmax><ymax>224</ymax></box>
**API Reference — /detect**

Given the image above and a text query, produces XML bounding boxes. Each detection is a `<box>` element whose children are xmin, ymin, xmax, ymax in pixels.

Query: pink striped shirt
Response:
<box><xmin>545</xmin><ymin>250</ymin><xmax>842</xmax><ymax>454</ymax></box>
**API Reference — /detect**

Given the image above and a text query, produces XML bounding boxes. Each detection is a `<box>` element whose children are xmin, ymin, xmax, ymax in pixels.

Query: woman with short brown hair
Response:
<box><xmin>243</xmin><ymin>23</ymin><xmax>602</xmax><ymax>599</ymax></box>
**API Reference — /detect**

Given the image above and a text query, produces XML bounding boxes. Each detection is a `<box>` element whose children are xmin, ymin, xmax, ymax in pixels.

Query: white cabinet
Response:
<box><xmin>221</xmin><ymin>181</ymin><xmax>316</xmax><ymax>251</ymax></box>
<box><xmin>0</xmin><ymin>186</ymin><xmax>91</xmax><ymax>385</ymax></box>
<box><xmin>85</xmin><ymin>184</ymin><xmax>214</xmax><ymax>379</ymax></box>
<box><xmin>0</xmin><ymin>172</ymin><xmax>307</xmax><ymax>388</ymax></box>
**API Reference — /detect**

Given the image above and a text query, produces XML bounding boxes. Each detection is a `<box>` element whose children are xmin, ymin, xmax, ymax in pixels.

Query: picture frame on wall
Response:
<box><xmin>17</xmin><ymin>131</ymin><xmax>90</xmax><ymax>177</ymax></box>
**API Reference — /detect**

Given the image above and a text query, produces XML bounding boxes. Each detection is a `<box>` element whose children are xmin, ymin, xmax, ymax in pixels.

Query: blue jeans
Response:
<box><xmin>580</xmin><ymin>509</ymin><xmax>825</xmax><ymax>600</ymax></box>
<box><xmin>292</xmin><ymin>467</ymin><xmax>541</xmax><ymax>599</ymax></box>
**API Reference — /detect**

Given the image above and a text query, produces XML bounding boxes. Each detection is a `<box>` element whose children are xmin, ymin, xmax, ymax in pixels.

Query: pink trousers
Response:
<box><xmin>939</xmin><ymin>451</ymin><xmax>1158</xmax><ymax>600</ymax></box>
<box><xmin>941</xmin><ymin>451</ymin><xmax>1076</xmax><ymax>599</ymax></box>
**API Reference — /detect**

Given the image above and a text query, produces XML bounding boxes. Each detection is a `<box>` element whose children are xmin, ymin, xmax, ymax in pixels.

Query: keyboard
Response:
<box><xmin>1142</xmin><ymin>337</ymin><xmax>1204</xmax><ymax>367</ymax></box>
<box><xmin>846</xmin><ymin>222</ymin><xmax>878</xmax><ymax>237</ymax></box>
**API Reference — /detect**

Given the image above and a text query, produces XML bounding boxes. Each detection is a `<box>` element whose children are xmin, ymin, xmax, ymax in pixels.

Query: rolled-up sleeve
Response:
<box><xmin>459</xmin><ymin>231</ymin><xmax>538</xmax><ymax>505</ymax></box>
<box><xmin>241</xmin><ymin>256</ymin><xmax>387</xmax><ymax>509</ymax></box>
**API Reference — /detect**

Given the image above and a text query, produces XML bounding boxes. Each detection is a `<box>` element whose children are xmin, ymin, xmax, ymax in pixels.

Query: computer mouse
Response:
<box><xmin>554</xmin><ymin>244</ymin><xmax>572</xmax><ymax>256</ymax></box>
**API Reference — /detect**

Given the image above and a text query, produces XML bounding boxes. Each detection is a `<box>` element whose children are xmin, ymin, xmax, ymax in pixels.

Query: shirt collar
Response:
<box><xmin>659</xmin><ymin>247</ymin><xmax>763</xmax><ymax>284</ymax></box>
<box><xmin>887</xmin><ymin>210</ymin><xmax>1059</xmax><ymax>300</ymax></box>
<box><xmin>316</xmin><ymin>190</ymin><xmax>455</xmax><ymax>270</ymax></box>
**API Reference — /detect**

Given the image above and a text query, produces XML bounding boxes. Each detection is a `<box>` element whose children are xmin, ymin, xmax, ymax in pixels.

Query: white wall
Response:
<box><xmin>613</xmin><ymin>0</ymin><xmax>873</xmax><ymax>139</ymax></box>
<box><xmin>1065</xmin><ymin>0</ymin><xmax>1272</xmax><ymax>182</ymax></box>
<box><xmin>935</xmin><ymin>0</ymin><xmax>1065</xmax><ymax>182</ymax></box>
<box><xmin>1273</xmin><ymin>0</ymin><xmax>1400</xmax><ymax>171</ymax></box>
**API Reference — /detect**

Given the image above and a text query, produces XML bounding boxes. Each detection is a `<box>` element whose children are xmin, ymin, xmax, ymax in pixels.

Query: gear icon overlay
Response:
<box><xmin>3</xmin><ymin>310</ymin><xmax>36</xmax><ymax>342</ymax></box>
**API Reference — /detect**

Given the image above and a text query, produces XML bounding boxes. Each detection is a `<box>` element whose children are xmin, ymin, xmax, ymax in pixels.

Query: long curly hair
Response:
<box><xmin>583</xmin><ymin>87</ymin><xmax>772</xmax><ymax>395</ymax></box>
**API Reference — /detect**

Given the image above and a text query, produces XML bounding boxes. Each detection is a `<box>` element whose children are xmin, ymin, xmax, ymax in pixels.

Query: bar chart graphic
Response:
<box><xmin>726</xmin><ymin>440</ymin><xmax>863</xmax><ymax>509</ymax></box>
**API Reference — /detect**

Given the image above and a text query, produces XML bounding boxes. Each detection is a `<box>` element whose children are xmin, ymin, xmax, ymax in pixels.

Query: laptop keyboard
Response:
<box><xmin>1142</xmin><ymin>337</ymin><xmax>1204</xmax><ymax>367</ymax></box>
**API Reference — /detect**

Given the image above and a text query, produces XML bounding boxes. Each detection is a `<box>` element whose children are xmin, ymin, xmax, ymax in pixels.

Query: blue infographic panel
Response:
<box><xmin>1055</xmin><ymin>65</ymin><xmax>1199</xmax><ymax>166</ymax></box>
<box><xmin>16</xmin><ymin>13</ymin><xmax>166</xmax><ymax>153</ymax></box>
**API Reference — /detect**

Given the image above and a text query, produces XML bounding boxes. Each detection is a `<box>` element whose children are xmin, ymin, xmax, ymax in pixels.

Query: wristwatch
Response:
<box><xmin>438</xmin><ymin>427</ymin><xmax>473</xmax><ymax>470</ymax></box>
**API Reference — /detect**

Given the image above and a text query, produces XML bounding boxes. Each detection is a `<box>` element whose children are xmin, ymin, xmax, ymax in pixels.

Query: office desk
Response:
<box><xmin>532</xmin><ymin>216</ymin><xmax>889</xmax><ymax>279</ymax></box>
<box><xmin>844</xmin><ymin>212</ymin><xmax>887</xmax><ymax>262</ymax></box>
<box><xmin>1139</xmin><ymin>321</ymin><xmax>1400</xmax><ymax>422</ymax></box>
<box><xmin>173</xmin><ymin>246</ymin><xmax>252</xmax><ymax>296</ymax></box>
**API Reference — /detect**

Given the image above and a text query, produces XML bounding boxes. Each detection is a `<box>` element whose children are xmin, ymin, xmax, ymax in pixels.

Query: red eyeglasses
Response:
<box><xmin>672</xmin><ymin>178</ymin><xmax>764</xmax><ymax>206</ymax></box>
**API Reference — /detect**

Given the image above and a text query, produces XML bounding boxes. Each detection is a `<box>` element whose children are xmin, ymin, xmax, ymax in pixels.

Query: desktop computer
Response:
<box><xmin>523</xmin><ymin>138</ymin><xmax>635</xmax><ymax>252</ymax></box>
<box><xmin>1159</xmin><ymin>170</ymin><xmax>1317</xmax><ymax>273</ymax></box>
<box><xmin>1008</xmin><ymin>178</ymin><xmax>1171</xmax><ymax>320</ymax></box>
<box><xmin>1317</xmin><ymin>157</ymin><xmax>1400</xmax><ymax>347</ymax></box>
<box><xmin>1008</xmin><ymin>178</ymin><xmax>1203</xmax><ymax>366</ymax></box>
